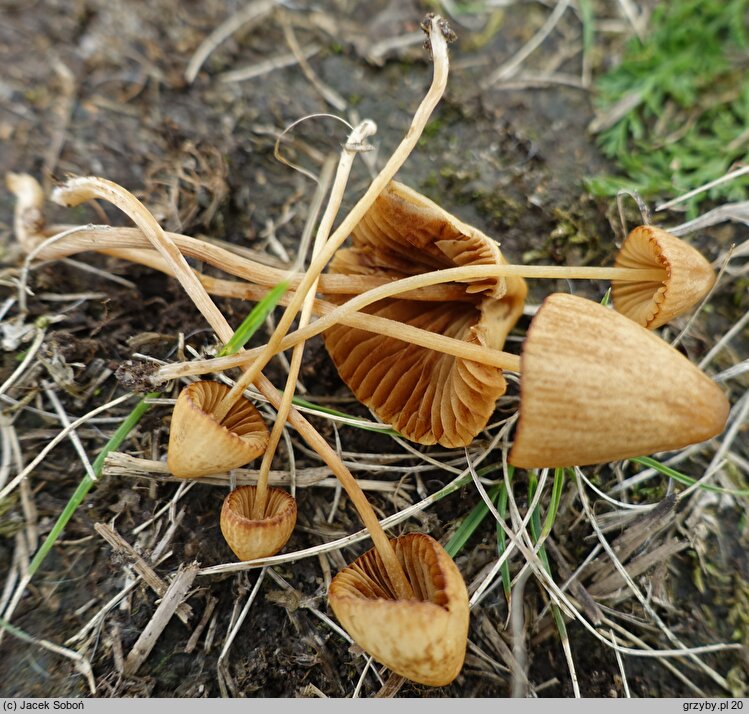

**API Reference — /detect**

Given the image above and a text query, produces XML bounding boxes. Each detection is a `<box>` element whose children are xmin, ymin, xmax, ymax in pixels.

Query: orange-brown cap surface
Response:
<box><xmin>167</xmin><ymin>381</ymin><xmax>269</xmax><ymax>478</ymax></box>
<box><xmin>612</xmin><ymin>225</ymin><xmax>716</xmax><ymax>329</ymax></box>
<box><xmin>509</xmin><ymin>293</ymin><xmax>729</xmax><ymax>468</ymax></box>
<box><xmin>328</xmin><ymin>533</ymin><xmax>469</xmax><ymax>687</ymax></box>
<box><xmin>220</xmin><ymin>486</ymin><xmax>297</xmax><ymax>560</ymax></box>
<box><xmin>323</xmin><ymin>181</ymin><xmax>527</xmax><ymax>447</ymax></box>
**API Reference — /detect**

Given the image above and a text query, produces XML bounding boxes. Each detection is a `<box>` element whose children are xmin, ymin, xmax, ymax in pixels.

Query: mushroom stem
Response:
<box><xmin>96</xmin><ymin>248</ymin><xmax>518</xmax><ymax>371</ymax></box>
<box><xmin>51</xmin><ymin>177</ymin><xmax>231</xmax><ymax>340</ymax></box>
<box><xmin>196</xmin><ymin>270</ymin><xmax>523</xmax><ymax>371</ymax></box>
<box><xmin>253</xmin><ymin>120</ymin><xmax>377</xmax><ymax>521</ymax></box>
<box><xmin>210</xmin><ymin>15</ymin><xmax>451</xmax><ymax>425</ymax></box>
<box><xmin>49</xmin><ymin>176</ymin><xmax>415</xmax><ymax>601</ymax></box>
<box><xmin>29</xmin><ymin>226</ymin><xmax>664</xmax><ymax>291</ymax></box>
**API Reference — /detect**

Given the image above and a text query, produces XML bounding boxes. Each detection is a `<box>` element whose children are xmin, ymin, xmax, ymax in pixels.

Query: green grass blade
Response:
<box><xmin>541</xmin><ymin>467</ymin><xmax>566</xmax><ymax>540</ymax></box>
<box><xmin>445</xmin><ymin>482</ymin><xmax>502</xmax><ymax>557</ymax></box>
<box><xmin>0</xmin><ymin>615</ymin><xmax>47</xmax><ymax>645</ymax></box>
<box><xmin>288</xmin><ymin>395</ymin><xmax>401</xmax><ymax>435</ymax></box>
<box><xmin>495</xmin><ymin>480</ymin><xmax>512</xmax><ymax>603</ymax></box>
<box><xmin>631</xmin><ymin>456</ymin><xmax>749</xmax><ymax>497</ymax></box>
<box><xmin>578</xmin><ymin>0</ymin><xmax>594</xmax><ymax>77</ymax></box>
<box><xmin>28</xmin><ymin>282</ymin><xmax>287</xmax><ymax>577</ymax></box>
<box><xmin>217</xmin><ymin>281</ymin><xmax>288</xmax><ymax>357</ymax></box>
<box><xmin>528</xmin><ymin>472</ymin><xmax>569</xmax><ymax>639</ymax></box>
<box><xmin>27</xmin><ymin>392</ymin><xmax>159</xmax><ymax>576</ymax></box>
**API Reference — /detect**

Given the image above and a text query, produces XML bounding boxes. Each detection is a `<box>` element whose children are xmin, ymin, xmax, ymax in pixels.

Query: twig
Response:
<box><xmin>94</xmin><ymin>522</ymin><xmax>193</xmax><ymax>625</ymax></box>
<box><xmin>43</xmin><ymin>382</ymin><xmax>97</xmax><ymax>482</ymax></box>
<box><xmin>122</xmin><ymin>562</ymin><xmax>199</xmax><ymax>676</ymax></box>
<box><xmin>483</xmin><ymin>0</ymin><xmax>571</xmax><ymax>88</ymax></box>
<box><xmin>0</xmin><ymin>393</ymin><xmax>133</xmax><ymax>503</ymax></box>
<box><xmin>185</xmin><ymin>595</ymin><xmax>219</xmax><ymax>654</ymax></box>
<box><xmin>656</xmin><ymin>165</ymin><xmax>749</xmax><ymax>212</ymax></box>
<box><xmin>0</xmin><ymin>615</ymin><xmax>96</xmax><ymax>694</ymax></box>
<box><xmin>280</xmin><ymin>13</ymin><xmax>346</xmax><ymax>111</ymax></box>
<box><xmin>218</xmin><ymin>44</ymin><xmax>320</xmax><ymax>84</ymax></box>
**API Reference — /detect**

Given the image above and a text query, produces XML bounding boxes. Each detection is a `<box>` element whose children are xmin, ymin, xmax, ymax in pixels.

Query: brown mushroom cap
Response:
<box><xmin>612</xmin><ymin>225</ymin><xmax>716</xmax><ymax>329</ymax></box>
<box><xmin>323</xmin><ymin>181</ymin><xmax>527</xmax><ymax>447</ymax></box>
<box><xmin>509</xmin><ymin>293</ymin><xmax>729</xmax><ymax>468</ymax></box>
<box><xmin>220</xmin><ymin>486</ymin><xmax>297</xmax><ymax>560</ymax></box>
<box><xmin>167</xmin><ymin>381</ymin><xmax>269</xmax><ymax>478</ymax></box>
<box><xmin>328</xmin><ymin>533</ymin><xmax>469</xmax><ymax>687</ymax></box>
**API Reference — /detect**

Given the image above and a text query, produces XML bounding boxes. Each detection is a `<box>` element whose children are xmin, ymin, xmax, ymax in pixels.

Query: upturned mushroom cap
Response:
<box><xmin>509</xmin><ymin>293</ymin><xmax>729</xmax><ymax>468</ymax></box>
<box><xmin>612</xmin><ymin>225</ymin><xmax>716</xmax><ymax>329</ymax></box>
<box><xmin>220</xmin><ymin>486</ymin><xmax>297</xmax><ymax>560</ymax></box>
<box><xmin>328</xmin><ymin>533</ymin><xmax>469</xmax><ymax>687</ymax></box>
<box><xmin>323</xmin><ymin>180</ymin><xmax>527</xmax><ymax>447</ymax></box>
<box><xmin>167</xmin><ymin>381</ymin><xmax>269</xmax><ymax>478</ymax></box>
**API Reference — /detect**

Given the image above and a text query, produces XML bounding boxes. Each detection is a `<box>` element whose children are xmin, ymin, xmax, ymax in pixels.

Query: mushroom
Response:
<box><xmin>328</xmin><ymin>533</ymin><xmax>469</xmax><ymax>687</ymax></box>
<box><xmin>322</xmin><ymin>180</ymin><xmax>528</xmax><ymax>448</ymax></box>
<box><xmin>611</xmin><ymin>224</ymin><xmax>716</xmax><ymax>329</ymax></box>
<box><xmin>220</xmin><ymin>485</ymin><xmax>297</xmax><ymax>561</ymax></box>
<box><xmin>167</xmin><ymin>381</ymin><xmax>269</xmax><ymax>478</ymax></box>
<box><xmin>508</xmin><ymin>292</ymin><xmax>730</xmax><ymax>468</ymax></box>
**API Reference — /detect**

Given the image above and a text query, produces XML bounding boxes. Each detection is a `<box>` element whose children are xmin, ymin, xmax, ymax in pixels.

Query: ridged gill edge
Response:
<box><xmin>323</xmin><ymin>180</ymin><xmax>527</xmax><ymax>447</ymax></box>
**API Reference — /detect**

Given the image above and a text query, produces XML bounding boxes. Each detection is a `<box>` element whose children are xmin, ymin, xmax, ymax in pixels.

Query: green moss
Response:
<box><xmin>589</xmin><ymin>0</ymin><xmax>749</xmax><ymax>215</ymax></box>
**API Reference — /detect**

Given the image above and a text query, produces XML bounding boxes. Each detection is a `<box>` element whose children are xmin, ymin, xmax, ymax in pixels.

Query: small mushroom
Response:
<box><xmin>328</xmin><ymin>533</ymin><xmax>469</xmax><ymax>687</ymax></box>
<box><xmin>612</xmin><ymin>225</ymin><xmax>716</xmax><ymax>329</ymax></box>
<box><xmin>167</xmin><ymin>381</ymin><xmax>269</xmax><ymax>478</ymax></box>
<box><xmin>323</xmin><ymin>180</ymin><xmax>528</xmax><ymax>448</ymax></box>
<box><xmin>220</xmin><ymin>485</ymin><xmax>297</xmax><ymax>561</ymax></box>
<box><xmin>509</xmin><ymin>293</ymin><xmax>729</xmax><ymax>468</ymax></box>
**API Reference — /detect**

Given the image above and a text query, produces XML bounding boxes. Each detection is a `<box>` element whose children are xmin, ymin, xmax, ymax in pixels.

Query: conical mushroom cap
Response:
<box><xmin>328</xmin><ymin>533</ymin><xmax>469</xmax><ymax>687</ymax></box>
<box><xmin>323</xmin><ymin>180</ymin><xmax>527</xmax><ymax>448</ymax></box>
<box><xmin>509</xmin><ymin>293</ymin><xmax>729</xmax><ymax>468</ymax></box>
<box><xmin>220</xmin><ymin>486</ymin><xmax>297</xmax><ymax>560</ymax></box>
<box><xmin>167</xmin><ymin>381</ymin><xmax>269</xmax><ymax>478</ymax></box>
<box><xmin>612</xmin><ymin>225</ymin><xmax>716</xmax><ymax>329</ymax></box>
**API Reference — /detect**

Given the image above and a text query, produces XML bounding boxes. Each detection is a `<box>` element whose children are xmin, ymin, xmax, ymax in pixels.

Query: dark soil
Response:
<box><xmin>1</xmin><ymin>0</ymin><xmax>747</xmax><ymax>700</ymax></box>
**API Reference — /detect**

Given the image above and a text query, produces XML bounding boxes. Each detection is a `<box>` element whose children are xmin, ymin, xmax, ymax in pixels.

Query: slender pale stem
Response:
<box><xmin>51</xmin><ymin>177</ymin><xmax>231</xmax><ymax>337</ymax></box>
<box><xmin>34</xmin><ymin>226</ymin><xmax>665</xmax><ymax>290</ymax></box>
<box><xmin>189</xmin><ymin>268</ymin><xmax>522</xmax><ymax>372</ymax></box>
<box><xmin>254</xmin><ymin>124</ymin><xmax>377</xmax><ymax>520</ymax></box>
<box><xmin>211</xmin><ymin>17</ymin><xmax>452</xmax><ymax>425</ymax></box>
<box><xmin>49</xmin><ymin>178</ymin><xmax>415</xmax><ymax>600</ymax></box>
<box><xmin>100</xmin><ymin>249</ymin><xmax>515</xmax><ymax>375</ymax></box>
<box><xmin>250</xmin><ymin>150</ymin><xmax>335</xmax><ymax>518</ymax></box>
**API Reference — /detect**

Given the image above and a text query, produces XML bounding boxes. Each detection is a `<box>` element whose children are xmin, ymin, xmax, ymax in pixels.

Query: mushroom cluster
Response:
<box><xmin>319</xmin><ymin>179</ymin><xmax>727</xmax><ymax>467</ymax></box>
<box><xmin>7</xmin><ymin>170</ymin><xmax>728</xmax><ymax>690</ymax></box>
<box><xmin>5</xmin><ymin>12</ymin><xmax>730</xmax><ymax>692</ymax></box>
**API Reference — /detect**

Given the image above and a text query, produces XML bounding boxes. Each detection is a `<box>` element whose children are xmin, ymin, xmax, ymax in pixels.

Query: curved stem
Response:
<box><xmin>254</xmin><ymin>123</ymin><xmax>377</xmax><ymax>519</ymax></box>
<box><xmin>35</xmin><ymin>226</ymin><xmax>664</xmax><ymax>290</ymax></box>
<box><xmin>50</xmin><ymin>176</ymin><xmax>415</xmax><ymax>601</ymax></box>
<box><xmin>51</xmin><ymin>178</ymin><xmax>231</xmax><ymax>347</ymax></box>
<box><xmin>88</xmin><ymin>247</ymin><xmax>515</xmax><ymax>369</ymax></box>
<box><xmin>198</xmin><ymin>269</ymin><xmax>523</xmax><ymax>370</ymax></box>
<box><xmin>211</xmin><ymin>16</ymin><xmax>452</xmax><ymax>424</ymax></box>
<box><xmin>253</xmin><ymin>371</ymin><xmax>413</xmax><ymax>598</ymax></box>
<box><xmin>255</xmin><ymin>124</ymin><xmax>373</xmax><ymax>518</ymax></box>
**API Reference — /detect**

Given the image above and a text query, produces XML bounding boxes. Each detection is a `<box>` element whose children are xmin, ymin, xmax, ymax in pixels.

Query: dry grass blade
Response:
<box><xmin>184</xmin><ymin>0</ymin><xmax>279</xmax><ymax>83</ymax></box>
<box><xmin>94</xmin><ymin>523</ymin><xmax>193</xmax><ymax>624</ymax></box>
<box><xmin>122</xmin><ymin>562</ymin><xmax>199</xmax><ymax>676</ymax></box>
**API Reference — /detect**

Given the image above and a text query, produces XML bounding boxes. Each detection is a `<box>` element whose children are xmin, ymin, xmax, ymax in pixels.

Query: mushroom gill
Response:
<box><xmin>612</xmin><ymin>225</ymin><xmax>716</xmax><ymax>329</ymax></box>
<box><xmin>322</xmin><ymin>181</ymin><xmax>527</xmax><ymax>448</ymax></box>
<box><xmin>328</xmin><ymin>533</ymin><xmax>469</xmax><ymax>687</ymax></box>
<box><xmin>167</xmin><ymin>380</ymin><xmax>269</xmax><ymax>478</ymax></box>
